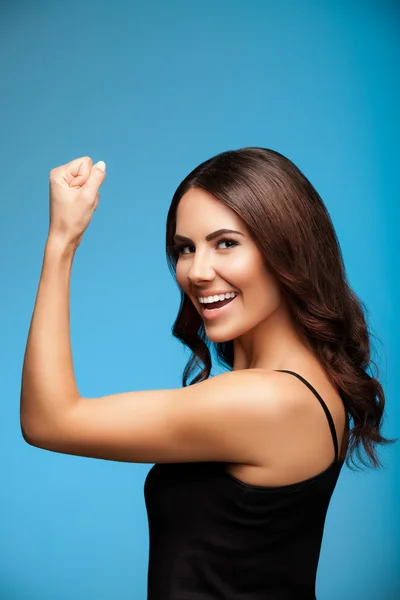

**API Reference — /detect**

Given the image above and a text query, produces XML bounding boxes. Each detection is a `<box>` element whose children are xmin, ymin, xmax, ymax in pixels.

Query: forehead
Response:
<box><xmin>176</xmin><ymin>188</ymin><xmax>245</xmax><ymax>234</ymax></box>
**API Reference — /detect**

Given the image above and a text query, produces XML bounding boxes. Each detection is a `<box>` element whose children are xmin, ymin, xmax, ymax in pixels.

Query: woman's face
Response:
<box><xmin>174</xmin><ymin>187</ymin><xmax>284</xmax><ymax>344</ymax></box>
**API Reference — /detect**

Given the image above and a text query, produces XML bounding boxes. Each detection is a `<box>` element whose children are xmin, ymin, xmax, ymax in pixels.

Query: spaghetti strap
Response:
<box><xmin>273</xmin><ymin>369</ymin><xmax>339</xmax><ymax>462</ymax></box>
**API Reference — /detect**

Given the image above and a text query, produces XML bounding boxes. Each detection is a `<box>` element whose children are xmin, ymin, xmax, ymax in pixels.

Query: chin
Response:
<box><xmin>204</xmin><ymin>327</ymin><xmax>236</xmax><ymax>344</ymax></box>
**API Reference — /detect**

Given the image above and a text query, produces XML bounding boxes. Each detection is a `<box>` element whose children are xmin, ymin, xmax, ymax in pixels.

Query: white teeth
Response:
<box><xmin>199</xmin><ymin>292</ymin><xmax>237</xmax><ymax>304</ymax></box>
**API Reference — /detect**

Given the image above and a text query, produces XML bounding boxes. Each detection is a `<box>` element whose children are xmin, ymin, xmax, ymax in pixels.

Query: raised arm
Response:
<box><xmin>20</xmin><ymin>156</ymin><xmax>106</xmax><ymax>441</ymax></box>
<box><xmin>19</xmin><ymin>156</ymin><xmax>280</xmax><ymax>465</ymax></box>
<box><xmin>20</xmin><ymin>235</ymin><xmax>82</xmax><ymax>441</ymax></box>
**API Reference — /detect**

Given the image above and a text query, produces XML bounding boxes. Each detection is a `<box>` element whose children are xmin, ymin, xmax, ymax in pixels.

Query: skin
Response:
<box><xmin>175</xmin><ymin>187</ymin><xmax>317</xmax><ymax>372</ymax></box>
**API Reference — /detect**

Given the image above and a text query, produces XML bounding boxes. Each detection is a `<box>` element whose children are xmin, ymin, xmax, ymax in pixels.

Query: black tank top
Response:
<box><xmin>144</xmin><ymin>370</ymin><xmax>347</xmax><ymax>599</ymax></box>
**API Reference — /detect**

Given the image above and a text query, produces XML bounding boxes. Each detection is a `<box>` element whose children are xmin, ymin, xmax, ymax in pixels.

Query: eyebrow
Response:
<box><xmin>173</xmin><ymin>228</ymin><xmax>244</xmax><ymax>244</ymax></box>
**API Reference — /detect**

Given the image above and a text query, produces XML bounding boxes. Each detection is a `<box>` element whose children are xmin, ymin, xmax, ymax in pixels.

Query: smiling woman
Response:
<box><xmin>20</xmin><ymin>147</ymin><xmax>396</xmax><ymax>600</ymax></box>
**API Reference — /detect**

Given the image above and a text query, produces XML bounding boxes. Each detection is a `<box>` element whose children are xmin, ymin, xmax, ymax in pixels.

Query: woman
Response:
<box><xmin>20</xmin><ymin>147</ymin><xmax>395</xmax><ymax>599</ymax></box>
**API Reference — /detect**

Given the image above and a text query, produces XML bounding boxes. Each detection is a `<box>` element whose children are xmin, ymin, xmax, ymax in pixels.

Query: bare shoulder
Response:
<box><xmin>248</xmin><ymin>367</ymin><xmax>347</xmax><ymax>481</ymax></box>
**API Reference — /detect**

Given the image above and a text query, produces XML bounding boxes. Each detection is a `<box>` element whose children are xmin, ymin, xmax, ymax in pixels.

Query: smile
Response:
<box><xmin>200</xmin><ymin>294</ymin><xmax>238</xmax><ymax>320</ymax></box>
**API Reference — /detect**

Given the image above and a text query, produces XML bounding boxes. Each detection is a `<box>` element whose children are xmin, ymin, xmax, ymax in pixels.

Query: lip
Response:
<box><xmin>200</xmin><ymin>294</ymin><xmax>238</xmax><ymax>320</ymax></box>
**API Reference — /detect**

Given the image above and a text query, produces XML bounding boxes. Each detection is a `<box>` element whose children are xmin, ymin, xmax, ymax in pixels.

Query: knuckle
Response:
<box><xmin>49</xmin><ymin>165</ymin><xmax>61</xmax><ymax>179</ymax></box>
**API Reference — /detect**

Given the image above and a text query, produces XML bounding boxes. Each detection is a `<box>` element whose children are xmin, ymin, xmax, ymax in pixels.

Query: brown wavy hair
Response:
<box><xmin>165</xmin><ymin>147</ymin><xmax>396</xmax><ymax>471</ymax></box>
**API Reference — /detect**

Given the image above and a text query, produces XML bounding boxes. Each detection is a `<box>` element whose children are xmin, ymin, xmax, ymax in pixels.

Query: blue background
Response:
<box><xmin>1</xmin><ymin>0</ymin><xmax>399</xmax><ymax>598</ymax></box>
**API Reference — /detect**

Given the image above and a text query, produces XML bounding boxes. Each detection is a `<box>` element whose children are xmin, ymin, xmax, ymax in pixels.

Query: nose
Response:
<box><xmin>187</xmin><ymin>248</ymin><xmax>215</xmax><ymax>285</ymax></box>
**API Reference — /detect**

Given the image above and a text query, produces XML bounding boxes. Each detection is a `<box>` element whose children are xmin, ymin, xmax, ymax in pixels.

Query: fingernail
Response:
<box><xmin>96</xmin><ymin>161</ymin><xmax>106</xmax><ymax>171</ymax></box>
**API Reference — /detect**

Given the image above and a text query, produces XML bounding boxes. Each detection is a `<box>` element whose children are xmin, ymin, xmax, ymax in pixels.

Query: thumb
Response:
<box><xmin>84</xmin><ymin>160</ymin><xmax>106</xmax><ymax>195</ymax></box>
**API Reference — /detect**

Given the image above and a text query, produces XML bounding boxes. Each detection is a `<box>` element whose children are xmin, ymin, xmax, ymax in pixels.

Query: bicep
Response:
<box><xmin>26</xmin><ymin>370</ymin><xmax>276</xmax><ymax>465</ymax></box>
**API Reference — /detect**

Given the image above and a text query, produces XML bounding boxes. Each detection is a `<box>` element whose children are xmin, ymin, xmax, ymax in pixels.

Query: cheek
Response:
<box><xmin>229</xmin><ymin>253</ymin><xmax>264</xmax><ymax>287</ymax></box>
<box><xmin>255</xmin><ymin>274</ymin><xmax>282</xmax><ymax>313</ymax></box>
<box><xmin>241</xmin><ymin>260</ymin><xmax>282</xmax><ymax>310</ymax></box>
<box><xmin>220</xmin><ymin>253</ymin><xmax>253</xmax><ymax>283</ymax></box>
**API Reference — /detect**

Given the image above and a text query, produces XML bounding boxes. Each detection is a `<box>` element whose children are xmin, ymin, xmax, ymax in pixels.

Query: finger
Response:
<box><xmin>83</xmin><ymin>161</ymin><xmax>106</xmax><ymax>196</ymax></box>
<box><xmin>50</xmin><ymin>157</ymin><xmax>92</xmax><ymax>187</ymax></box>
<box><xmin>67</xmin><ymin>157</ymin><xmax>93</xmax><ymax>188</ymax></box>
<box><xmin>68</xmin><ymin>156</ymin><xmax>92</xmax><ymax>177</ymax></box>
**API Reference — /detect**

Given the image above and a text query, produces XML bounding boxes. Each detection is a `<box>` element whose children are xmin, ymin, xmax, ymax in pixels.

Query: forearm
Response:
<box><xmin>20</xmin><ymin>235</ymin><xmax>80</xmax><ymax>442</ymax></box>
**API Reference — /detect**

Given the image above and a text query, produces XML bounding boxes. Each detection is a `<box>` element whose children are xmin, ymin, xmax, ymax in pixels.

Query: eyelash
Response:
<box><xmin>175</xmin><ymin>238</ymin><xmax>239</xmax><ymax>256</ymax></box>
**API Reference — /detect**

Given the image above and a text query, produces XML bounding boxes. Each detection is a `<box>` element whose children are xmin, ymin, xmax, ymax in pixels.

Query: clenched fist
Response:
<box><xmin>48</xmin><ymin>156</ymin><xmax>106</xmax><ymax>250</ymax></box>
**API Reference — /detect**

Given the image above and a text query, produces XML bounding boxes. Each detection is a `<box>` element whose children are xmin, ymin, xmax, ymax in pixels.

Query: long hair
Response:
<box><xmin>165</xmin><ymin>147</ymin><xmax>396</xmax><ymax>471</ymax></box>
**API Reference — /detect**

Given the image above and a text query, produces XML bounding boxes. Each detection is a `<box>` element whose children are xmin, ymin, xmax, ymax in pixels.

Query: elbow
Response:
<box><xmin>20</xmin><ymin>416</ymin><xmax>39</xmax><ymax>446</ymax></box>
<box><xmin>20</xmin><ymin>406</ymin><xmax>70</xmax><ymax>451</ymax></box>
<box><xmin>20</xmin><ymin>394</ymin><xmax>47</xmax><ymax>446</ymax></box>
<box><xmin>20</xmin><ymin>393</ymin><xmax>37</xmax><ymax>445</ymax></box>
<box><xmin>20</xmin><ymin>403</ymin><xmax>43</xmax><ymax>447</ymax></box>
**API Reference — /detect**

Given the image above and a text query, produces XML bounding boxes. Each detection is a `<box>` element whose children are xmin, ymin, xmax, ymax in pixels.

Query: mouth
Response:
<box><xmin>199</xmin><ymin>294</ymin><xmax>238</xmax><ymax>320</ymax></box>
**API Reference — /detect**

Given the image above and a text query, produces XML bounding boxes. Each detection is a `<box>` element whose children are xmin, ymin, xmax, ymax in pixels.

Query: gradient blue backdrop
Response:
<box><xmin>1</xmin><ymin>0</ymin><xmax>399</xmax><ymax>598</ymax></box>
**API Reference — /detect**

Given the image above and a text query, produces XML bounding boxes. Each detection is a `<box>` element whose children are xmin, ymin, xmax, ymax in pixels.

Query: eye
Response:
<box><xmin>174</xmin><ymin>238</ymin><xmax>239</xmax><ymax>256</ymax></box>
